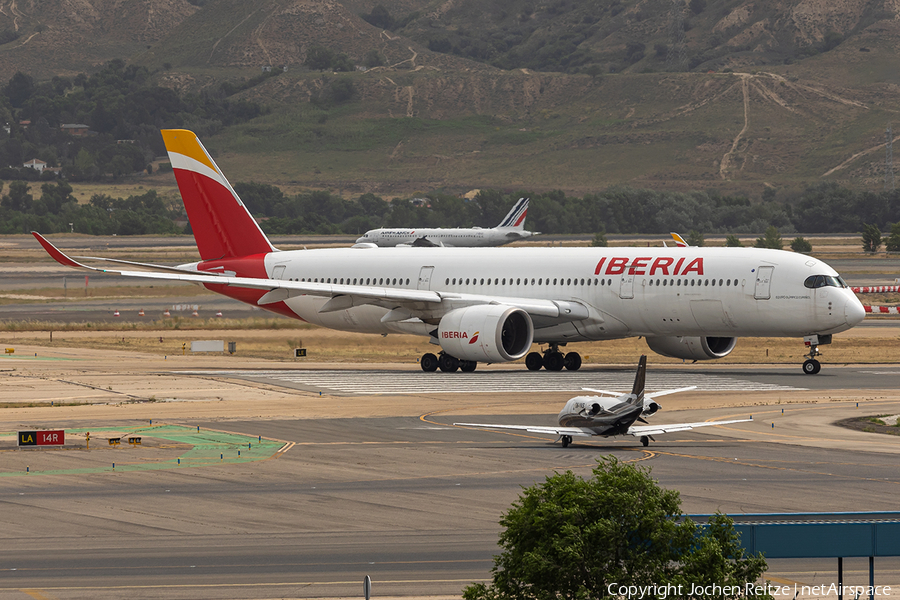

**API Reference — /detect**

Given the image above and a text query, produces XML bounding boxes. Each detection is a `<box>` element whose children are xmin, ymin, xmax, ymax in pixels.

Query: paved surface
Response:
<box><xmin>3</xmin><ymin>349</ymin><xmax>900</xmax><ymax>598</ymax></box>
<box><xmin>179</xmin><ymin>364</ymin><xmax>900</xmax><ymax>394</ymax></box>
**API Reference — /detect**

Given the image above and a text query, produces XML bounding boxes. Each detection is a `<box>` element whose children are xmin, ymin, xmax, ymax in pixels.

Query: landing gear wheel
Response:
<box><xmin>802</xmin><ymin>359</ymin><xmax>821</xmax><ymax>375</ymax></box>
<box><xmin>421</xmin><ymin>353</ymin><xmax>438</xmax><ymax>372</ymax></box>
<box><xmin>460</xmin><ymin>360</ymin><xmax>477</xmax><ymax>372</ymax></box>
<box><xmin>640</xmin><ymin>435</ymin><xmax>650</xmax><ymax>447</ymax></box>
<box><xmin>564</xmin><ymin>352</ymin><xmax>582</xmax><ymax>371</ymax></box>
<box><xmin>438</xmin><ymin>354</ymin><xmax>460</xmax><ymax>373</ymax></box>
<box><xmin>544</xmin><ymin>352</ymin><xmax>565</xmax><ymax>371</ymax></box>
<box><xmin>561</xmin><ymin>435</ymin><xmax>572</xmax><ymax>448</ymax></box>
<box><xmin>525</xmin><ymin>352</ymin><xmax>544</xmax><ymax>371</ymax></box>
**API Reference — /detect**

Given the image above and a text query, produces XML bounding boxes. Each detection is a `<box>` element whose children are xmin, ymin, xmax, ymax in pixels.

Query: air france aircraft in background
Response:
<box><xmin>456</xmin><ymin>356</ymin><xmax>752</xmax><ymax>447</ymax></box>
<box><xmin>354</xmin><ymin>197</ymin><xmax>537</xmax><ymax>247</ymax></box>
<box><xmin>33</xmin><ymin>129</ymin><xmax>865</xmax><ymax>375</ymax></box>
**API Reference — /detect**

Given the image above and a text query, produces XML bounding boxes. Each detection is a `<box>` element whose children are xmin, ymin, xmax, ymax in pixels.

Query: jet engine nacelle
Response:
<box><xmin>438</xmin><ymin>305</ymin><xmax>534</xmax><ymax>363</ymax></box>
<box><xmin>643</xmin><ymin>402</ymin><xmax>660</xmax><ymax>416</ymax></box>
<box><xmin>645</xmin><ymin>336</ymin><xmax>737</xmax><ymax>361</ymax></box>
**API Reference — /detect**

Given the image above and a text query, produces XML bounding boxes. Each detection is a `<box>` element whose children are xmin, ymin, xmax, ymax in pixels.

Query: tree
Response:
<box><xmin>790</xmin><ymin>237</ymin><xmax>812</xmax><ymax>253</ymax></box>
<box><xmin>3</xmin><ymin>180</ymin><xmax>33</xmax><ymax>212</ymax></box>
<box><xmin>886</xmin><ymin>222</ymin><xmax>900</xmax><ymax>252</ymax></box>
<box><xmin>686</xmin><ymin>229</ymin><xmax>705</xmax><ymax>246</ymax></box>
<box><xmin>305</xmin><ymin>46</ymin><xmax>335</xmax><ymax>71</ymax></box>
<box><xmin>862</xmin><ymin>224</ymin><xmax>882</xmax><ymax>253</ymax></box>
<box><xmin>363</xmin><ymin>50</ymin><xmax>385</xmax><ymax>69</ymax></box>
<box><xmin>362</xmin><ymin>4</ymin><xmax>395</xmax><ymax>30</ymax></box>
<box><xmin>754</xmin><ymin>226</ymin><xmax>782</xmax><ymax>249</ymax></box>
<box><xmin>725</xmin><ymin>234</ymin><xmax>743</xmax><ymax>247</ymax></box>
<box><xmin>463</xmin><ymin>457</ymin><xmax>770</xmax><ymax>600</ymax></box>
<box><xmin>592</xmin><ymin>230</ymin><xmax>608</xmax><ymax>247</ymax></box>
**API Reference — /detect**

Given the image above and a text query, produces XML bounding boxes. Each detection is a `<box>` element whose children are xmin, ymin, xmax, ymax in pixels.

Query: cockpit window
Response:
<box><xmin>804</xmin><ymin>275</ymin><xmax>848</xmax><ymax>289</ymax></box>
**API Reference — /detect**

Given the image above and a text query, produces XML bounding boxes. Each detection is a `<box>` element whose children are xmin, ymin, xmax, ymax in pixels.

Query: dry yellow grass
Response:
<box><xmin>4</xmin><ymin>321</ymin><xmax>898</xmax><ymax>365</ymax></box>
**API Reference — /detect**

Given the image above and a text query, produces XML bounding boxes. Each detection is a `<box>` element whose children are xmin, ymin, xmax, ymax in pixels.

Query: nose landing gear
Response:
<box><xmin>801</xmin><ymin>334</ymin><xmax>831</xmax><ymax>375</ymax></box>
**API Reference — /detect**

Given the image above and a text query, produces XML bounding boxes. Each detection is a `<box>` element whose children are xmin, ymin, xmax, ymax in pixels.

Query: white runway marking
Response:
<box><xmin>180</xmin><ymin>369</ymin><xmax>806</xmax><ymax>394</ymax></box>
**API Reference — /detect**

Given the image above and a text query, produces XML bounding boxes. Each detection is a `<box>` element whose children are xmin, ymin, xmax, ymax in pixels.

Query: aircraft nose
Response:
<box><xmin>845</xmin><ymin>294</ymin><xmax>866</xmax><ymax>326</ymax></box>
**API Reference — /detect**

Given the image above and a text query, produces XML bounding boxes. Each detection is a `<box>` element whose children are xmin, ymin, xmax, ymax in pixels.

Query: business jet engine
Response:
<box><xmin>438</xmin><ymin>305</ymin><xmax>534</xmax><ymax>363</ymax></box>
<box><xmin>645</xmin><ymin>336</ymin><xmax>736</xmax><ymax>361</ymax></box>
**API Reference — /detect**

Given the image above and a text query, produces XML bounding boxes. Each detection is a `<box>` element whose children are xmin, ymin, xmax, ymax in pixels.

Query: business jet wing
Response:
<box><xmin>454</xmin><ymin>423</ymin><xmax>596</xmax><ymax>438</ymax></box>
<box><xmin>580</xmin><ymin>386</ymin><xmax>697</xmax><ymax>399</ymax></box>
<box><xmin>33</xmin><ymin>232</ymin><xmax>586</xmax><ymax>321</ymax></box>
<box><xmin>627</xmin><ymin>417</ymin><xmax>751</xmax><ymax>437</ymax></box>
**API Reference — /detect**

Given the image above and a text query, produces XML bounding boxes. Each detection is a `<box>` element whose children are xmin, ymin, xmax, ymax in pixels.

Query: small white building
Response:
<box><xmin>23</xmin><ymin>158</ymin><xmax>47</xmax><ymax>172</ymax></box>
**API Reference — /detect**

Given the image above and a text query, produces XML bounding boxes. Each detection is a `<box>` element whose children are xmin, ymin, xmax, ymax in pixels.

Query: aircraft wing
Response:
<box><xmin>33</xmin><ymin>232</ymin><xmax>589</xmax><ymax>320</ymax></box>
<box><xmin>627</xmin><ymin>417</ymin><xmax>751</xmax><ymax>437</ymax></box>
<box><xmin>645</xmin><ymin>386</ymin><xmax>697</xmax><ymax>399</ymax></box>
<box><xmin>454</xmin><ymin>423</ymin><xmax>596</xmax><ymax>438</ymax></box>
<box><xmin>580</xmin><ymin>385</ymin><xmax>696</xmax><ymax>399</ymax></box>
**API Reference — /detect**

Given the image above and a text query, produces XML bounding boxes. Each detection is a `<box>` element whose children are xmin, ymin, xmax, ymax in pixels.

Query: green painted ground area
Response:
<box><xmin>0</xmin><ymin>354</ymin><xmax>76</xmax><ymax>361</ymax></box>
<box><xmin>1</xmin><ymin>425</ymin><xmax>283</xmax><ymax>476</ymax></box>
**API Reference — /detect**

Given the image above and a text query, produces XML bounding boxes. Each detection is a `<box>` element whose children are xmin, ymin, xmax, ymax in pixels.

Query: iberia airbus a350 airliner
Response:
<box><xmin>33</xmin><ymin>129</ymin><xmax>865</xmax><ymax>375</ymax></box>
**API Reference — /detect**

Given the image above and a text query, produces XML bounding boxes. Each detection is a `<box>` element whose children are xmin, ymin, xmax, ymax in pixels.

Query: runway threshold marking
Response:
<box><xmin>181</xmin><ymin>369</ymin><xmax>805</xmax><ymax>394</ymax></box>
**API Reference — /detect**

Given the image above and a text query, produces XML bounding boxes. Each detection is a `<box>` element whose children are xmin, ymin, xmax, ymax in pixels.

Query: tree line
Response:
<box><xmin>236</xmin><ymin>181</ymin><xmax>900</xmax><ymax>237</ymax></box>
<box><xmin>0</xmin><ymin>180</ymin><xmax>181</xmax><ymax>235</ymax></box>
<box><xmin>0</xmin><ymin>61</ymin><xmax>267</xmax><ymax>182</ymax></box>
<box><xmin>7</xmin><ymin>178</ymin><xmax>900</xmax><ymax>238</ymax></box>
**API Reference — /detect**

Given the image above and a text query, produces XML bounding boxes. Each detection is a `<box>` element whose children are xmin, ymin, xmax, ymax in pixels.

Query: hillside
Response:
<box><xmin>1</xmin><ymin>0</ymin><xmax>900</xmax><ymax>196</ymax></box>
<box><xmin>0</xmin><ymin>0</ymin><xmax>197</xmax><ymax>81</ymax></box>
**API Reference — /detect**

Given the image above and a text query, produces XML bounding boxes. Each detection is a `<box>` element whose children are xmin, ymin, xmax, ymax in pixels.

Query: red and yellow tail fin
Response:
<box><xmin>161</xmin><ymin>129</ymin><xmax>275</xmax><ymax>261</ymax></box>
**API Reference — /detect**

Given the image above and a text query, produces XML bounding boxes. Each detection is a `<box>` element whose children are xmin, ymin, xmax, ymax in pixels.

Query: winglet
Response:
<box><xmin>32</xmin><ymin>232</ymin><xmax>94</xmax><ymax>270</ymax></box>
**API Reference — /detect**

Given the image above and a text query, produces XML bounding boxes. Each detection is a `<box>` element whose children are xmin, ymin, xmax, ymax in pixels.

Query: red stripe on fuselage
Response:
<box><xmin>197</xmin><ymin>254</ymin><xmax>302</xmax><ymax>321</ymax></box>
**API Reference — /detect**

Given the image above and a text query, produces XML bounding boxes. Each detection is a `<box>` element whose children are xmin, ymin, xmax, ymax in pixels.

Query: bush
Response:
<box><xmin>790</xmin><ymin>237</ymin><xmax>812</xmax><ymax>253</ymax></box>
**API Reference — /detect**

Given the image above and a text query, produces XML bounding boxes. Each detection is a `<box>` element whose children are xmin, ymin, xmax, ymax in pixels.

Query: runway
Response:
<box><xmin>4</xmin><ymin>403</ymin><xmax>900</xmax><ymax>598</ymax></box>
<box><xmin>4</xmin><ymin>355</ymin><xmax>900</xmax><ymax>598</ymax></box>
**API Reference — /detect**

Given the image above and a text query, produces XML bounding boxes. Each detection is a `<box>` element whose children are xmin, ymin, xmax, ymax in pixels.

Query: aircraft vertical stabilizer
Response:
<box><xmin>497</xmin><ymin>197</ymin><xmax>529</xmax><ymax>230</ymax></box>
<box><xmin>629</xmin><ymin>355</ymin><xmax>648</xmax><ymax>405</ymax></box>
<box><xmin>161</xmin><ymin>129</ymin><xmax>275</xmax><ymax>261</ymax></box>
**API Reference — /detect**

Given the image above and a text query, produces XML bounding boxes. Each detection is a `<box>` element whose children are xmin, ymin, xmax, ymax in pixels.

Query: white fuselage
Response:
<box><xmin>355</xmin><ymin>227</ymin><xmax>533</xmax><ymax>247</ymax></box>
<box><xmin>259</xmin><ymin>245</ymin><xmax>864</xmax><ymax>343</ymax></box>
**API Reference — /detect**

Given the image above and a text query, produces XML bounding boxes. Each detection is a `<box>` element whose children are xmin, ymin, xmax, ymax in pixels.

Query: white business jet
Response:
<box><xmin>456</xmin><ymin>355</ymin><xmax>751</xmax><ymax>447</ymax></box>
<box><xmin>33</xmin><ymin>129</ymin><xmax>865</xmax><ymax>375</ymax></box>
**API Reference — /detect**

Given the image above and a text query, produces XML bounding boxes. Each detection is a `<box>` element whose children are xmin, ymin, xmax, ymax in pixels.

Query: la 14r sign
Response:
<box><xmin>18</xmin><ymin>430</ymin><xmax>65</xmax><ymax>446</ymax></box>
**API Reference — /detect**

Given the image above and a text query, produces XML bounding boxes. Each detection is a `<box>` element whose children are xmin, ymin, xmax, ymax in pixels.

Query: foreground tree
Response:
<box><xmin>463</xmin><ymin>457</ymin><xmax>770</xmax><ymax>600</ymax></box>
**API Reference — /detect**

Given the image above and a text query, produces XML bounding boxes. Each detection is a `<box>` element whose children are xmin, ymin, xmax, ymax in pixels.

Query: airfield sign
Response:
<box><xmin>18</xmin><ymin>430</ymin><xmax>65</xmax><ymax>447</ymax></box>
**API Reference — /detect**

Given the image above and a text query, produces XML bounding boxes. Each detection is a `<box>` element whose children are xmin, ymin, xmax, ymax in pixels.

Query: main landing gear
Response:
<box><xmin>560</xmin><ymin>435</ymin><xmax>572</xmax><ymax>448</ymax></box>
<box><xmin>525</xmin><ymin>344</ymin><xmax>582</xmax><ymax>371</ymax></box>
<box><xmin>419</xmin><ymin>352</ymin><xmax>477</xmax><ymax>373</ymax></box>
<box><xmin>801</xmin><ymin>334</ymin><xmax>831</xmax><ymax>375</ymax></box>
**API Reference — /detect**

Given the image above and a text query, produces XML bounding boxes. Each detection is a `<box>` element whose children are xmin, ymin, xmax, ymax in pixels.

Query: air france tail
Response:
<box><xmin>497</xmin><ymin>197</ymin><xmax>529</xmax><ymax>230</ymax></box>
